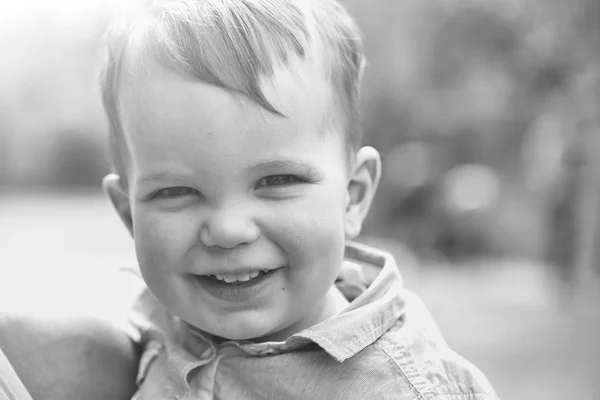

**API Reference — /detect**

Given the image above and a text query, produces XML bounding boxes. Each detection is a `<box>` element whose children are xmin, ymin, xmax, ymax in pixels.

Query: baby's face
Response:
<box><xmin>118</xmin><ymin>59</ymin><xmax>352</xmax><ymax>341</ymax></box>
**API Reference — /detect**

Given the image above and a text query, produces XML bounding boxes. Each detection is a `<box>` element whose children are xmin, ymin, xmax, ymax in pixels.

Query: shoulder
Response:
<box><xmin>0</xmin><ymin>312</ymin><xmax>140</xmax><ymax>400</ymax></box>
<box><xmin>369</xmin><ymin>291</ymin><xmax>498</xmax><ymax>400</ymax></box>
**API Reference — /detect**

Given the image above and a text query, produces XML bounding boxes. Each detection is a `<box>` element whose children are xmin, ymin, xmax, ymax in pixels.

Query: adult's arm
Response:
<box><xmin>0</xmin><ymin>313</ymin><xmax>140</xmax><ymax>400</ymax></box>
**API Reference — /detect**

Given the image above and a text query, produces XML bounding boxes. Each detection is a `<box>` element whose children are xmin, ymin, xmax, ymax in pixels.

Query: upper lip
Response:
<box><xmin>196</xmin><ymin>266</ymin><xmax>281</xmax><ymax>276</ymax></box>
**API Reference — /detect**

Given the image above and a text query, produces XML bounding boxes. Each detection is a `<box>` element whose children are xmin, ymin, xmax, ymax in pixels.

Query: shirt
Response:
<box><xmin>129</xmin><ymin>241</ymin><xmax>499</xmax><ymax>399</ymax></box>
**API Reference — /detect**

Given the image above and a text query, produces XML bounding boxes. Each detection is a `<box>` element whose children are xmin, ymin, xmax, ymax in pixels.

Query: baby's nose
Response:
<box><xmin>199</xmin><ymin>207</ymin><xmax>260</xmax><ymax>249</ymax></box>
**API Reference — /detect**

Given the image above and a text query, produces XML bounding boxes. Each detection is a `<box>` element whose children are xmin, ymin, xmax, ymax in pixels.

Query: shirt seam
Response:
<box><xmin>374</xmin><ymin>342</ymin><xmax>430</xmax><ymax>400</ymax></box>
<box><xmin>376</xmin><ymin>341</ymin><xmax>494</xmax><ymax>400</ymax></box>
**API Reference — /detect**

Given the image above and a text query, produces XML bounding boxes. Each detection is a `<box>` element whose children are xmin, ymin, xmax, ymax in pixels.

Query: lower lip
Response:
<box><xmin>191</xmin><ymin>269</ymin><xmax>280</xmax><ymax>303</ymax></box>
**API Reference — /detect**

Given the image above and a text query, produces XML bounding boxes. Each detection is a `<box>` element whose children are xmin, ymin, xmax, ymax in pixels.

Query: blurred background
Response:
<box><xmin>1</xmin><ymin>0</ymin><xmax>599</xmax><ymax>398</ymax></box>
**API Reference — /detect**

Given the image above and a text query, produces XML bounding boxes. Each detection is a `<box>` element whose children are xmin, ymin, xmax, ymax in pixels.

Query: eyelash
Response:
<box><xmin>255</xmin><ymin>174</ymin><xmax>305</xmax><ymax>189</ymax></box>
<box><xmin>151</xmin><ymin>186</ymin><xmax>197</xmax><ymax>199</ymax></box>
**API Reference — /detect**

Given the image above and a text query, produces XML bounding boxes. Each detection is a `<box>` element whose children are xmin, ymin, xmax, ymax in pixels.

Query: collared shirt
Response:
<box><xmin>129</xmin><ymin>241</ymin><xmax>499</xmax><ymax>400</ymax></box>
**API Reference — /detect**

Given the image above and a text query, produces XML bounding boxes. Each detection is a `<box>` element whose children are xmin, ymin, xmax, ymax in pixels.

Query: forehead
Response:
<box><xmin>117</xmin><ymin>57</ymin><xmax>341</xmax><ymax>170</ymax></box>
<box><xmin>125</xmin><ymin>55</ymin><xmax>328</xmax><ymax>117</ymax></box>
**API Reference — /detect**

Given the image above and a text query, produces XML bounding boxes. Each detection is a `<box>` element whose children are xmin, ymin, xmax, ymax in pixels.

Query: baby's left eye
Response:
<box><xmin>255</xmin><ymin>175</ymin><xmax>302</xmax><ymax>188</ymax></box>
<box><xmin>152</xmin><ymin>186</ymin><xmax>197</xmax><ymax>199</ymax></box>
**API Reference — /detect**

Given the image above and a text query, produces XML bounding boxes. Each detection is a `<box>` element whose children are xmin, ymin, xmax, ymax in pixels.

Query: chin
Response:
<box><xmin>211</xmin><ymin>321</ymin><xmax>284</xmax><ymax>342</ymax></box>
<box><xmin>212</xmin><ymin>330</ymin><xmax>261</xmax><ymax>342</ymax></box>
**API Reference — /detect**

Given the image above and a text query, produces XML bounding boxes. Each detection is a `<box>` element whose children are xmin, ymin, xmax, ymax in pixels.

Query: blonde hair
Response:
<box><xmin>100</xmin><ymin>0</ymin><xmax>366</xmax><ymax>186</ymax></box>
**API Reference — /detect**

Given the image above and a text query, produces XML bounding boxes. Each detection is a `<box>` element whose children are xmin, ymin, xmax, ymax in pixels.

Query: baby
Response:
<box><xmin>99</xmin><ymin>0</ymin><xmax>499</xmax><ymax>398</ymax></box>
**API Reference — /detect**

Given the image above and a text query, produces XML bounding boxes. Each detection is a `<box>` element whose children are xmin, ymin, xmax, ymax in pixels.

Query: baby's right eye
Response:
<box><xmin>152</xmin><ymin>186</ymin><xmax>197</xmax><ymax>199</ymax></box>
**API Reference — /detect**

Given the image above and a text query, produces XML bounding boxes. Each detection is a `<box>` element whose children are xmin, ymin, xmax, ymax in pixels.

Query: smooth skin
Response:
<box><xmin>0</xmin><ymin>313</ymin><xmax>140</xmax><ymax>400</ymax></box>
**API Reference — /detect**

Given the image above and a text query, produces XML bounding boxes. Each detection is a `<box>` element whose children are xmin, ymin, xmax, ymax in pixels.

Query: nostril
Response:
<box><xmin>198</xmin><ymin>216</ymin><xmax>260</xmax><ymax>249</ymax></box>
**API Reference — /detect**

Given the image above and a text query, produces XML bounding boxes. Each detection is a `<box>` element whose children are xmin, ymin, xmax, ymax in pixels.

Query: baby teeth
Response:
<box><xmin>211</xmin><ymin>270</ymin><xmax>266</xmax><ymax>283</ymax></box>
<box><xmin>237</xmin><ymin>272</ymin><xmax>250</xmax><ymax>282</ymax></box>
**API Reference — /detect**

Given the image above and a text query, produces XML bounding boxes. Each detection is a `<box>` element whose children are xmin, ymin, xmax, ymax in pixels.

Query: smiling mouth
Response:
<box><xmin>192</xmin><ymin>268</ymin><xmax>281</xmax><ymax>302</ymax></box>
<box><xmin>204</xmin><ymin>270</ymin><xmax>271</xmax><ymax>285</ymax></box>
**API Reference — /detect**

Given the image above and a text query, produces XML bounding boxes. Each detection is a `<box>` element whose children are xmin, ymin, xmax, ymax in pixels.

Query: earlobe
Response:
<box><xmin>102</xmin><ymin>174</ymin><xmax>134</xmax><ymax>237</ymax></box>
<box><xmin>344</xmin><ymin>146</ymin><xmax>381</xmax><ymax>239</ymax></box>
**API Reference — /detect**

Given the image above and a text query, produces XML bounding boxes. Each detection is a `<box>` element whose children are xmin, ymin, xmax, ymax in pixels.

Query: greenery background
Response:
<box><xmin>1</xmin><ymin>0</ymin><xmax>599</xmax><ymax>398</ymax></box>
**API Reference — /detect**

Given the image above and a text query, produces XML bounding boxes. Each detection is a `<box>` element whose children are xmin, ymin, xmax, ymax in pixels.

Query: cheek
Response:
<box><xmin>283</xmin><ymin>216</ymin><xmax>345</xmax><ymax>305</ymax></box>
<box><xmin>132</xmin><ymin>208</ymin><xmax>198</xmax><ymax>273</ymax></box>
<box><xmin>272</xmin><ymin>194</ymin><xmax>347</xmax><ymax>278</ymax></box>
<box><xmin>273</xmin><ymin>187</ymin><xmax>345</xmax><ymax>238</ymax></box>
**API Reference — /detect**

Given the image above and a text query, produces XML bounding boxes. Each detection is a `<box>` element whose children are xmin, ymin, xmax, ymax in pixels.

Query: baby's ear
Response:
<box><xmin>102</xmin><ymin>174</ymin><xmax>134</xmax><ymax>237</ymax></box>
<box><xmin>344</xmin><ymin>146</ymin><xmax>381</xmax><ymax>239</ymax></box>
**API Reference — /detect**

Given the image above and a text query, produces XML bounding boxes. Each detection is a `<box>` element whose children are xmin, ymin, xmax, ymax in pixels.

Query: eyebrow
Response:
<box><xmin>136</xmin><ymin>171</ymin><xmax>189</xmax><ymax>186</ymax></box>
<box><xmin>248</xmin><ymin>158</ymin><xmax>321</xmax><ymax>176</ymax></box>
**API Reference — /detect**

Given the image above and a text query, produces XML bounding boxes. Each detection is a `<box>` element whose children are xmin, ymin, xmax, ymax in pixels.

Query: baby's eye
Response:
<box><xmin>152</xmin><ymin>186</ymin><xmax>197</xmax><ymax>199</ymax></box>
<box><xmin>255</xmin><ymin>175</ymin><xmax>303</xmax><ymax>188</ymax></box>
